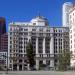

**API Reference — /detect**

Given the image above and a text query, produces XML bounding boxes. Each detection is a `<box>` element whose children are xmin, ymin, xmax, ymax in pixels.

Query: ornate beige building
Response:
<box><xmin>8</xmin><ymin>16</ymin><xmax>69</xmax><ymax>70</ymax></box>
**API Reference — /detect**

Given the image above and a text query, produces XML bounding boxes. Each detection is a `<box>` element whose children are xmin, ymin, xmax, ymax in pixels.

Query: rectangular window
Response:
<box><xmin>10</xmin><ymin>32</ymin><xmax>12</xmax><ymax>35</ymax></box>
<box><xmin>32</xmin><ymin>29</ymin><xmax>36</xmax><ymax>31</ymax></box>
<box><xmin>24</xmin><ymin>29</ymin><xmax>28</xmax><ymax>31</ymax></box>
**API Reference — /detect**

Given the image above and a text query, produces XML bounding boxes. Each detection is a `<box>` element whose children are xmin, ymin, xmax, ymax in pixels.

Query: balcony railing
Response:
<box><xmin>36</xmin><ymin>54</ymin><xmax>54</xmax><ymax>58</ymax></box>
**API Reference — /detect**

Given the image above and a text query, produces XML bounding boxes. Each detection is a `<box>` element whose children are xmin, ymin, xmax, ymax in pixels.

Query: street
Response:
<box><xmin>0</xmin><ymin>71</ymin><xmax>75</xmax><ymax>75</ymax></box>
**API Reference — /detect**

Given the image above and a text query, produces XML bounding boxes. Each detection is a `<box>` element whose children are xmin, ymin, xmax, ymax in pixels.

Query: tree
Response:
<box><xmin>58</xmin><ymin>50</ymin><xmax>71</xmax><ymax>71</ymax></box>
<box><xmin>26</xmin><ymin>40</ymin><xmax>35</xmax><ymax>70</ymax></box>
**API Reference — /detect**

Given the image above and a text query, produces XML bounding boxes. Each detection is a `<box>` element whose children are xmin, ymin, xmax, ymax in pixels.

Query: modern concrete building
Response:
<box><xmin>0</xmin><ymin>17</ymin><xmax>8</xmax><ymax>70</ymax></box>
<box><xmin>1</xmin><ymin>33</ymin><xmax>8</xmax><ymax>52</ymax></box>
<box><xmin>0</xmin><ymin>17</ymin><xmax>6</xmax><ymax>51</ymax></box>
<box><xmin>0</xmin><ymin>33</ymin><xmax>8</xmax><ymax>70</ymax></box>
<box><xmin>8</xmin><ymin>16</ymin><xmax>69</xmax><ymax>70</ymax></box>
<box><xmin>69</xmin><ymin>6</ymin><xmax>75</xmax><ymax>67</ymax></box>
<box><xmin>62</xmin><ymin>2</ymin><xmax>74</xmax><ymax>27</ymax></box>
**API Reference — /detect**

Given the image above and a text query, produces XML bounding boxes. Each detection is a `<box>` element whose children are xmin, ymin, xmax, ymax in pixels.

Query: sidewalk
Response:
<box><xmin>0</xmin><ymin>71</ymin><xmax>75</xmax><ymax>75</ymax></box>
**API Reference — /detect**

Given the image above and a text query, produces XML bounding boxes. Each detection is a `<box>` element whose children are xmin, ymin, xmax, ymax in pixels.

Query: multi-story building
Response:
<box><xmin>0</xmin><ymin>52</ymin><xmax>7</xmax><ymax>70</ymax></box>
<box><xmin>0</xmin><ymin>17</ymin><xmax>6</xmax><ymax>51</ymax></box>
<box><xmin>0</xmin><ymin>17</ymin><xmax>8</xmax><ymax>70</ymax></box>
<box><xmin>0</xmin><ymin>33</ymin><xmax>8</xmax><ymax>70</ymax></box>
<box><xmin>69</xmin><ymin>6</ymin><xmax>75</xmax><ymax>67</ymax></box>
<box><xmin>8</xmin><ymin>16</ymin><xmax>69</xmax><ymax>70</ymax></box>
<box><xmin>1</xmin><ymin>33</ymin><xmax>8</xmax><ymax>52</ymax></box>
<box><xmin>62</xmin><ymin>2</ymin><xmax>74</xmax><ymax>27</ymax></box>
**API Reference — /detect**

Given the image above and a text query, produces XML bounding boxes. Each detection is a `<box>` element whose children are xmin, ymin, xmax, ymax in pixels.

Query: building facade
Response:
<box><xmin>0</xmin><ymin>52</ymin><xmax>7</xmax><ymax>70</ymax></box>
<box><xmin>1</xmin><ymin>33</ymin><xmax>8</xmax><ymax>52</ymax></box>
<box><xmin>0</xmin><ymin>17</ymin><xmax>6</xmax><ymax>52</ymax></box>
<box><xmin>8</xmin><ymin>16</ymin><xmax>69</xmax><ymax>70</ymax></box>
<box><xmin>69</xmin><ymin>6</ymin><xmax>75</xmax><ymax>67</ymax></box>
<box><xmin>62</xmin><ymin>2</ymin><xmax>74</xmax><ymax>27</ymax></box>
<box><xmin>0</xmin><ymin>33</ymin><xmax>8</xmax><ymax>70</ymax></box>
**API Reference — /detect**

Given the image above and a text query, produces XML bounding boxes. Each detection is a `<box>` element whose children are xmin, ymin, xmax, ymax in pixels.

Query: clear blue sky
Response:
<box><xmin>0</xmin><ymin>0</ymin><xmax>75</xmax><ymax>31</ymax></box>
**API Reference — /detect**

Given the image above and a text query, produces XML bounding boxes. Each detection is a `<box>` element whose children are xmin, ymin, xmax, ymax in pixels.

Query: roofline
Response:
<box><xmin>69</xmin><ymin>5</ymin><xmax>75</xmax><ymax>14</ymax></box>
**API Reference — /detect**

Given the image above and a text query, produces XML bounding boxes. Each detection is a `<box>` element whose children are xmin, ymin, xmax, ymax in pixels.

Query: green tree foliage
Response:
<box><xmin>26</xmin><ymin>40</ymin><xmax>35</xmax><ymax>69</ymax></box>
<box><xmin>58</xmin><ymin>50</ymin><xmax>70</xmax><ymax>71</ymax></box>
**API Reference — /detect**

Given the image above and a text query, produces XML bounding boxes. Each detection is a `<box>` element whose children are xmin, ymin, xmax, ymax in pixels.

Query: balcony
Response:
<box><xmin>36</xmin><ymin>54</ymin><xmax>54</xmax><ymax>58</ymax></box>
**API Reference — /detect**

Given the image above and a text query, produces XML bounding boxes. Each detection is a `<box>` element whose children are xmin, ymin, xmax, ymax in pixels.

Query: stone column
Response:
<box><xmin>43</xmin><ymin>38</ymin><xmax>46</xmax><ymax>64</ymax></box>
<box><xmin>36</xmin><ymin>38</ymin><xmax>39</xmax><ymax>70</ymax></box>
<box><xmin>50</xmin><ymin>34</ymin><xmax>54</xmax><ymax>54</ymax></box>
<box><xmin>17</xmin><ymin>65</ymin><xmax>19</xmax><ymax>71</ymax></box>
<box><xmin>36</xmin><ymin>59</ymin><xmax>39</xmax><ymax>70</ymax></box>
<box><xmin>50</xmin><ymin>34</ymin><xmax>54</xmax><ymax>68</ymax></box>
<box><xmin>36</xmin><ymin>37</ymin><xmax>38</xmax><ymax>54</ymax></box>
<box><xmin>22</xmin><ymin>64</ymin><xmax>24</xmax><ymax>71</ymax></box>
<box><xmin>27</xmin><ymin>63</ymin><xmax>30</xmax><ymax>70</ymax></box>
<box><xmin>43</xmin><ymin>38</ymin><xmax>45</xmax><ymax>54</ymax></box>
<box><xmin>12</xmin><ymin>61</ymin><xmax>13</xmax><ymax>71</ymax></box>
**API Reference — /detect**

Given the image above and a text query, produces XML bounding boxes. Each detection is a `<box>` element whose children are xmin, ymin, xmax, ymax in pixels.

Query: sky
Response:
<box><xmin>0</xmin><ymin>0</ymin><xmax>75</xmax><ymax>31</ymax></box>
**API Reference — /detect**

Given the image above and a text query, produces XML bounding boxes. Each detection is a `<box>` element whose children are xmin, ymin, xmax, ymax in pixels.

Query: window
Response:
<box><xmin>24</xmin><ymin>38</ymin><xmax>28</xmax><ymax>40</ymax></box>
<box><xmin>33</xmin><ymin>23</ymin><xmax>36</xmax><ymax>25</ymax></box>
<box><xmin>32</xmin><ymin>29</ymin><xmax>36</xmax><ymax>31</ymax></box>
<box><xmin>46</xmin><ymin>33</ymin><xmax>50</xmax><ymax>36</ymax></box>
<box><xmin>39</xmin><ymin>28</ymin><xmax>43</xmax><ymax>31</ymax></box>
<box><xmin>10</xmin><ymin>41</ymin><xmax>12</xmax><ymax>44</ymax></box>
<box><xmin>19</xmin><ymin>59</ymin><xmax>22</xmax><ymax>63</ymax></box>
<box><xmin>19</xmin><ymin>50</ymin><xmax>22</xmax><ymax>53</ymax></box>
<box><xmin>32</xmin><ymin>32</ymin><xmax>36</xmax><ymax>35</ymax></box>
<box><xmin>10</xmin><ymin>37</ymin><xmax>12</xmax><ymax>39</ymax></box>
<box><xmin>46</xmin><ymin>29</ymin><xmax>50</xmax><ymax>32</ymax></box>
<box><xmin>71</xmin><ymin>45</ymin><xmax>72</xmax><ymax>48</ymax></box>
<box><xmin>24</xmin><ymin>29</ymin><xmax>28</xmax><ymax>31</ymax></box>
<box><xmin>19</xmin><ymin>54</ymin><xmax>23</xmax><ymax>57</ymax></box>
<box><xmin>10</xmin><ymin>45</ymin><xmax>12</xmax><ymax>48</ymax></box>
<box><xmin>46</xmin><ymin>60</ymin><xmax>50</xmax><ymax>65</ymax></box>
<box><xmin>9</xmin><ymin>64</ymin><xmax>12</xmax><ymax>68</ymax></box>
<box><xmin>39</xmin><ymin>33</ymin><xmax>43</xmax><ymax>36</ymax></box>
<box><xmin>54</xmin><ymin>34</ymin><xmax>57</xmax><ymax>36</ymax></box>
<box><xmin>24</xmin><ymin>32</ymin><xmax>28</xmax><ymax>35</ymax></box>
<box><xmin>71</xmin><ymin>35</ymin><xmax>72</xmax><ymax>38</ymax></box>
<box><xmin>38</xmin><ymin>49</ymin><xmax>43</xmax><ymax>53</ymax></box>
<box><xmin>19</xmin><ymin>33</ymin><xmax>23</xmax><ymax>35</ymax></box>
<box><xmin>19</xmin><ymin>46</ymin><xmax>23</xmax><ymax>48</ymax></box>
<box><xmin>24</xmin><ymin>50</ymin><xmax>25</xmax><ymax>53</ymax></box>
<box><xmin>59</xmin><ymin>30</ymin><xmax>61</xmax><ymax>32</ymax></box>
<box><xmin>19</xmin><ymin>28</ymin><xmax>23</xmax><ymax>31</ymax></box>
<box><xmin>19</xmin><ymin>42</ymin><xmax>23</xmax><ymax>44</ymax></box>
<box><xmin>10</xmin><ymin>32</ymin><xmax>12</xmax><ymax>35</ymax></box>
<box><xmin>46</xmin><ymin>50</ymin><xmax>50</xmax><ymax>53</ymax></box>
<box><xmin>39</xmin><ymin>60</ymin><xmax>43</xmax><ymax>65</ymax></box>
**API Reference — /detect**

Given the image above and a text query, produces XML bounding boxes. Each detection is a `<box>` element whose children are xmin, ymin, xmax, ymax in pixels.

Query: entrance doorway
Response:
<box><xmin>13</xmin><ymin>64</ymin><xmax>17</xmax><ymax>71</ymax></box>
<box><xmin>19</xmin><ymin>65</ymin><xmax>22</xmax><ymax>71</ymax></box>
